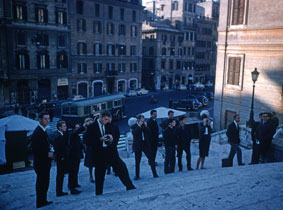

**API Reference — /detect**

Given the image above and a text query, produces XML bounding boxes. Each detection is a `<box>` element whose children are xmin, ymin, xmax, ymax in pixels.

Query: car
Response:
<box><xmin>170</xmin><ymin>99</ymin><xmax>199</xmax><ymax>111</ymax></box>
<box><xmin>190</xmin><ymin>94</ymin><xmax>209</xmax><ymax>106</ymax></box>
<box><xmin>71</xmin><ymin>95</ymin><xmax>85</xmax><ymax>101</ymax></box>
<box><xmin>186</xmin><ymin>95</ymin><xmax>202</xmax><ymax>109</ymax></box>
<box><xmin>193</xmin><ymin>82</ymin><xmax>205</xmax><ymax>89</ymax></box>
<box><xmin>136</xmin><ymin>88</ymin><xmax>149</xmax><ymax>96</ymax></box>
<box><xmin>177</xmin><ymin>85</ymin><xmax>187</xmax><ymax>91</ymax></box>
<box><xmin>126</xmin><ymin>90</ymin><xmax>137</xmax><ymax>97</ymax></box>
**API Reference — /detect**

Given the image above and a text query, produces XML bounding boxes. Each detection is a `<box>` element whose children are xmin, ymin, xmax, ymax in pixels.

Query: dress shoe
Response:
<box><xmin>74</xmin><ymin>184</ymin><xmax>81</xmax><ymax>188</ymax></box>
<box><xmin>90</xmin><ymin>179</ymin><xmax>95</xmax><ymax>183</ymax></box>
<box><xmin>134</xmin><ymin>176</ymin><xmax>140</xmax><ymax>180</ymax></box>
<box><xmin>153</xmin><ymin>174</ymin><xmax>159</xmax><ymax>178</ymax></box>
<box><xmin>179</xmin><ymin>168</ymin><xmax>183</xmax><ymax>172</ymax></box>
<box><xmin>126</xmin><ymin>185</ymin><xmax>136</xmax><ymax>191</ymax></box>
<box><xmin>187</xmin><ymin>167</ymin><xmax>194</xmax><ymax>171</ymax></box>
<box><xmin>70</xmin><ymin>189</ymin><xmax>82</xmax><ymax>195</ymax></box>
<box><xmin>239</xmin><ymin>163</ymin><xmax>245</xmax><ymax>166</ymax></box>
<box><xmin>56</xmin><ymin>192</ymin><xmax>68</xmax><ymax>197</ymax></box>
<box><xmin>37</xmin><ymin>201</ymin><xmax>53</xmax><ymax>208</ymax></box>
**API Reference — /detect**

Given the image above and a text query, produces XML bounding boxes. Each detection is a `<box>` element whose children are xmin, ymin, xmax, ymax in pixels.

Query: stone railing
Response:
<box><xmin>211</xmin><ymin>125</ymin><xmax>252</xmax><ymax>148</ymax></box>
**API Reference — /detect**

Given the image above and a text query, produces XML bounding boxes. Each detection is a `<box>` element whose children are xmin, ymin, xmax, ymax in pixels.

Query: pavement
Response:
<box><xmin>1</xmin><ymin>141</ymin><xmax>283</xmax><ymax>210</ymax></box>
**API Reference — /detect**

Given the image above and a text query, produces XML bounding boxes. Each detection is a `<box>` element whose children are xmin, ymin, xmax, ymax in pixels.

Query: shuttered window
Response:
<box><xmin>227</xmin><ymin>57</ymin><xmax>241</xmax><ymax>85</ymax></box>
<box><xmin>232</xmin><ymin>0</ymin><xmax>245</xmax><ymax>25</ymax></box>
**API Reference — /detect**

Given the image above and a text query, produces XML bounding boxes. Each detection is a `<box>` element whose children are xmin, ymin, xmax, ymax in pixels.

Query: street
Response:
<box><xmin>114</xmin><ymin>89</ymin><xmax>214</xmax><ymax>134</ymax></box>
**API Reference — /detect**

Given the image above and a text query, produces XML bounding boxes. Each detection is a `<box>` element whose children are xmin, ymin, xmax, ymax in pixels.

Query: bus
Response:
<box><xmin>61</xmin><ymin>94</ymin><xmax>125</xmax><ymax>127</ymax></box>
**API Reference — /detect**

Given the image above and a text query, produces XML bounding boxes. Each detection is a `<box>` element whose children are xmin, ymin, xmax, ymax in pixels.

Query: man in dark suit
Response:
<box><xmin>160</xmin><ymin>110</ymin><xmax>178</xmax><ymax>132</ymax></box>
<box><xmin>132</xmin><ymin>115</ymin><xmax>158</xmax><ymax>180</ymax></box>
<box><xmin>53</xmin><ymin>120</ymin><xmax>69</xmax><ymax>197</ymax></box>
<box><xmin>85</xmin><ymin>111</ymin><xmax>135</xmax><ymax>195</ymax></box>
<box><xmin>31</xmin><ymin>112</ymin><xmax>53</xmax><ymax>208</ymax></box>
<box><xmin>147</xmin><ymin>110</ymin><xmax>159</xmax><ymax>165</ymax></box>
<box><xmin>226</xmin><ymin>114</ymin><xmax>244</xmax><ymax>166</ymax></box>
<box><xmin>250</xmin><ymin>113</ymin><xmax>263</xmax><ymax>164</ymax></box>
<box><xmin>68</xmin><ymin>124</ymin><xmax>85</xmax><ymax>195</ymax></box>
<box><xmin>176</xmin><ymin>116</ymin><xmax>193</xmax><ymax>171</ymax></box>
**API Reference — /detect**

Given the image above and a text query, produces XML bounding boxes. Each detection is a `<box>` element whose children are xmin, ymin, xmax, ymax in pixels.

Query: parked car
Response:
<box><xmin>177</xmin><ymin>85</ymin><xmax>187</xmax><ymax>91</ymax></box>
<box><xmin>136</xmin><ymin>88</ymin><xmax>149</xmax><ymax>96</ymax></box>
<box><xmin>170</xmin><ymin>99</ymin><xmax>198</xmax><ymax>111</ymax></box>
<box><xmin>190</xmin><ymin>94</ymin><xmax>208</xmax><ymax>106</ymax></box>
<box><xmin>200</xmin><ymin>91</ymin><xmax>214</xmax><ymax>100</ymax></box>
<box><xmin>193</xmin><ymin>82</ymin><xmax>205</xmax><ymax>89</ymax></box>
<box><xmin>68</xmin><ymin>95</ymin><xmax>85</xmax><ymax>101</ymax></box>
<box><xmin>126</xmin><ymin>90</ymin><xmax>137</xmax><ymax>97</ymax></box>
<box><xmin>186</xmin><ymin>95</ymin><xmax>202</xmax><ymax>109</ymax></box>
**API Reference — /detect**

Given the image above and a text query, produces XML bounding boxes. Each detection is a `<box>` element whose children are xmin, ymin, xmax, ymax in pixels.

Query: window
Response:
<box><xmin>58</xmin><ymin>34</ymin><xmax>65</xmax><ymax>47</ymax></box>
<box><xmin>114</xmin><ymin>99</ymin><xmax>121</xmax><ymax>107</ymax></box>
<box><xmin>169</xmin><ymin>60</ymin><xmax>174</xmax><ymax>69</ymax></box>
<box><xmin>36</xmin><ymin>7</ymin><xmax>48</xmax><ymax>23</ymax></box>
<box><xmin>162</xmin><ymin>47</ymin><xmax>166</xmax><ymax>56</ymax></box>
<box><xmin>106</xmin><ymin>63</ymin><xmax>115</xmax><ymax>71</ymax></box>
<box><xmin>93</xmin><ymin>21</ymin><xmax>102</xmax><ymax>33</ymax></box>
<box><xmin>93</xmin><ymin>63</ymin><xmax>102</xmax><ymax>74</ymax></box>
<box><xmin>77</xmin><ymin>63</ymin><xmax>87</xmax><ymax>74</ymax></box>
<box><xmin>130</xmin><ymin>45</ymin><xmax>136</xmax><ymax>56</ymax></box>
<box><xmin>93</xmin><ymin>43</ymin><xmax>102</xmax><ymax>55</ymax></box>
<box><xmin>118</xmin><ymin>63</ymin><xmax>126</xmax><ymax>72</ymax></box>
<box><xmin>132</xmin><ymin>10</ymin><xmax>136</xmax><ymax>22</ymax></box>
<box><xmin>232</xmin><ymin>0</ymin><xmax>245</xmax><ymax>25</ymax></box>
<box><xmin>17</xmin><ymin>31</ymin><xmax>26</xmax><ymax>45</ymax></box>
<box><xmin>37</xmin><ymin>51</ymin><xmax>49</xmax><ymax>69</ymax></box>
<box><xmin>172</xmin><ymin>1</ymin><xmax>178</xmax><ymax>11</ymax></box>
<box><xmin>120</xmin><ymin>8</ymin><xmax>124</xmax><ymax>21</ymax></box>
<box><xmin>170</xmin><ymin>35</ymin><xmax>175</xmax><ymax>43</ymax></box>
<box><xmin>118</xmin><ymin>45</ymin><xmax>126</xmax><ymax>56</ymax></box>
<box><xmin>77</xmin><ymin>18</ymin><xmax>86</xmax><ymax>32</ymax></box>
<box><xmin>107</xmin><ymin>44</ymin><xmax>115</xmax><ymax>56</ymax></box>
<box><xmin>108</xmin><ymin>6</ymin><xmax>113</xmax><ymax>19</ymax></box>
<box><xmin>130</xmin><ymin>63</ymin><xmax>137</xmax><ymax>72</ymax></box>
<box><xmin>162</xmin><ymin>34</ymin><xmax>167</xmax><ymax>44</ymax></box>
<box><xmin>95</xmin><ymin>4</ymin><xmax>100</xmax><ymax>17</ymax></box>
<box><xmin>14</xmin><ymin>5</ymin><xmax>27</xmax><ymax>20</ymax></box>
<box><xmin>119</xmin><ymin>24</ymin><xmax>126</xmax><ymax>36</ymax></box>
<box><xmin>161</xmin><ymin>60</ymin><xmax>166</xmax><ymax>69</ymax></box>
<box><xmin>57</xmin><ymin>51</ymin><xmax>68</xmax><ymax>68</ymax></box>
<box><xmin>170</xmin><ymin>48</ymin><xmax>175</xmax><ymax>56</ymax></box>
<box><xmin>56</xmin><ymin>9</ymin><xmax>66</xmax><ymax>24</ymax></box>
<box><xmin>107</xmin><ymin>23</ymin><xmax>115</xmax><ymax>35</ymax></box>
<box><xmin>77</xmin><ymin>42</ymin><xmax>87</xmax><ymax>55</ymax></box>
<box><xmin>16</xmin><ymin>50</ymin><xmax>29</xmax><ymax>69</ymax></box>
<box><xmin>183</xmin><ymin>47</ymin><xmax>186</xmax><ymax>56</ymax></box>
<box><xmin>227</xmin><ymin>57</ymin><xmax>241</xmax><ymax>85</ymax></box>
<box><xmin>176</xmin><ymin>60</ymin><xmax>181</xmax><ymax>69</ymax></box>
<box><xmin>76</xmin><ymin>0</ymin><xmax>83</xmax><ymax>14</ymax></box>
<box><xmin>178</xmin><ymin>48</ymin><xmax>182</xmax><ymax>56</ymax></box>
<box><xmin>131</xmin><ymin>25</ymin><xmax>137</xmax><ymax>37</ymax></box>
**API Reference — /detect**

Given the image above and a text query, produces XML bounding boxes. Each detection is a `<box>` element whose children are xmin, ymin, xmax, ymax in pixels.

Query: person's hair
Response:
<box><xmin>201</xmin><ymin>114</ymin><xmax>208</xmax><ymax>119</ymax></box>
<box><xmin>168</xmin><ymin>110</ymin><xmax>174</xmax><ymax>115</ymax></box>
<box><xmin>100</xmin><ymin>110</ymin><xmax>111</xmax><ymax>118</ymax></box>
<box><xmin>57</xmin><ymin>120</ymin><xmax>66</xmax><ymax>129</ymax></box>
<box><xmin>150</xmin><ymin>110</ymin><xmax>157</xmax><ymax>115</ymax></box>
<box><xmin>168</xmin><ymin>118</ymin><xmax>176</xmax><ymax>124</ymax></box>
<box><xmin>234</xmin><ymin>114</ymin><xmax>240</xmax><ymax>119</ymax></box>
<box><xmin>259</xmin><ymin>112</ymin><xmax>264</xmax><ymax>117</ymax></box>
<box><xmin>84</xmin><ymin>117</ymin><xmax>93</xmax><ymax>123</ymax></box>
<box><xmin>266</xmin><ymin>112</ymin><xmax>272</xmax><ymax>118</ymax></box>
<box><xmin>38</xmin><ymin>111</ymin><xmax>49</xmax><ymax>119</ymax></box>
<box><xmin>179</xmin><ymin>116</ymin><xmax>186</xmax><ymax>121</ymax></box>
<box><xmin>137</xmin><ymin>114</ymin><xmax>144</xmax><ymax>121</ymax></box>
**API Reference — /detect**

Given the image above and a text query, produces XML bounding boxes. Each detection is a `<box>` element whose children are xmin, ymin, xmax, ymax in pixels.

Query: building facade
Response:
<box><xmin>69</xmin><ymin>0</ymin><xmax>143</xmax><ymax>98</ymax></box>
<box><xmin>214</xmin><ymin>0</ymin><xmax>283</xmax><ymax>130</ymax></box>
<box><xmin>0</xmin><ymin>0</ymin><xmax>71</xmax><ymax>106</ymax></box>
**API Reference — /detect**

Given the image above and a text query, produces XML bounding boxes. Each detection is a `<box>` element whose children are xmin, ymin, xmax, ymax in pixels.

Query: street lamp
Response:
<box><xmin>247</xmin><ymin>68</ymin><xmax>259</xmax><ymax>127</ymax></box>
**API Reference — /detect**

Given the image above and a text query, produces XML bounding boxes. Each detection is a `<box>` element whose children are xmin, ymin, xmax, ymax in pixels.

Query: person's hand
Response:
<box><xmin>105</xmin><ymin>134</ymin><xmax>113</xmax><ymax>143</ymax></box>
<box><xmin>143</xmin><ymin>121</ymin><xmax>147</xmax><ymax>127</ymax></box>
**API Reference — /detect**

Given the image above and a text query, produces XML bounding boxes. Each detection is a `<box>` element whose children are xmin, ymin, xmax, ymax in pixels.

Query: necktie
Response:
<box><xmin>101</xmin><ymin>125</ymin><xmax>105</xmax><ymax>136</ymax></box>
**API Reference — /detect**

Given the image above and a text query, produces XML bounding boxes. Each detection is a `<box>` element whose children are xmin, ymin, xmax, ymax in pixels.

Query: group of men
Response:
<box><xmin>31</xmin><ymin>111</ymin><xmax>135</xmax><ymax>208</ymax></box>
<box><xmin>226</xmin><ymin>112</ymin><xmax>279</xmax><ymax>166</ymax></box>
<box><xmin>131</xmin><ymin>110</ymin><xmax>193</xmax><ymax>179</ymax></box>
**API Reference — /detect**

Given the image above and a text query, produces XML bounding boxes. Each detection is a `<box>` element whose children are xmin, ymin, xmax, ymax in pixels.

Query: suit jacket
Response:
<box><xmin>226</xmin><ymin>122</ymin><xmax>240</xmax><ymax>144</ymax></box>
<box><xmin>84</xmin><ymin>119</ymin><xmax>112</xmax><ymax>166</ymax></box>
<box><xmin>259</xmin><ymin>119</ymin><xmax>274</xmax><ymax>155</ymax></box>
<box><xmin>68</xmin><ymin>126</ymin><xmax>85</xmax><ymax>161</ymax></box>
<box><xmin>31</xmin><ymin>126</ymin><xmax>52</xmax><ymax>169</ymax></box>
<box><xmin>176</xmin><ymin>124</ymin><xmax>192</xmax><ymax>148</ymax></box>
<box><xmin>53</xmin><ymin>131</ymin><xmax>68</xmax><ymax>162</ymax></box>
<box><xmin>147</xmin><ymin>118</ymin><xmax>159</xmax><ymax>147</ymax></box>
<box><xmin>132</xmin><ymin>123</ymin><xmax>152</xmax><ymax>152</ymax></box>
<box><xmin>163</xmin><ymin>126</ymin><xmax>177</xmax><ymax>148</ymax></box>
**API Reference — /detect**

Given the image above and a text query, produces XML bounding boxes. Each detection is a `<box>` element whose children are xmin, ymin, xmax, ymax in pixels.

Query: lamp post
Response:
<box><xmin>247</xmin><ymin>68</ymin><xmax>260</xmax><ymax>127</ymax></box>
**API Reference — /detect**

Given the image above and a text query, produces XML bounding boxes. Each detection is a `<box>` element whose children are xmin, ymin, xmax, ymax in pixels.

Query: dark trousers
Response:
<box><xmin>95</xmin><ymin>153</ymin><xmax>135</xmax><ymax>195</ymax></box>
<box><xmin>68</xmin><ymin>159</ymin><xmax>80</xmax><ymax>189</ymax></box>
<box><xmin>164</xmin><ymin>147</ymin><xmax>176</xmax><ymax>174</ymax></box>
<box><xmin>134</xmin><ymin>144</ymin><xmax>157</xmax><ymax>178</ymax></box>
<box><xmin>56</xmin><ymin>160</ymin><xmax>66</xmax><ymax>193</ymax></box>
<box><xmin>251</xmin><ymin>142</ymin><xmax>260</xmax><ymax>164</ymax></box>
<box><xmin>34</xmin><ymin>165</ymin><xmax>51</xmax><ymax>206</ymax></box>
<box><xmin>151</xmin><ymin>145</ymin><xmax>158</xmax><ymax>163</ymax></box>
<box><xmin>177</xmin><ymin>145</ymin><xmax>191</xmax><ymax>170</ymax></box>
<box><xmin>228</xmin><ymin>143</ymin><xmax>243</xmax><ymax>165</ymax></box>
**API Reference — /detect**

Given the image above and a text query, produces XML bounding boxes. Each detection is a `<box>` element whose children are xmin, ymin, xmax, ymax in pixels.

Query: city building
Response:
<box><xmin>195</xmin><ymin>0</ymin><xmax>219</xmax><ymax>82</ymax></box>
<box><xmin>69</xmin><ymin>0</ymin><xmax>143</xmax><ymax>98</ymax></box>
<box><xmin>214</xmin><ymin>0</ymin><xmax>283</xmax><ymax>130</ymax></box>
<box><xmin>0</xmin><ymin>0</ymin><xmax>71</xmax><ymax>105</ymax></box>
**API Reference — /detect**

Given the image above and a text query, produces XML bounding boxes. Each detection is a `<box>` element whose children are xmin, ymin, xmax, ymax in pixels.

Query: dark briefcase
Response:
<box><xmin>222</xmin><ymin>158</ymin><xmax>233</xmax><ymax>167</ymax></box>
